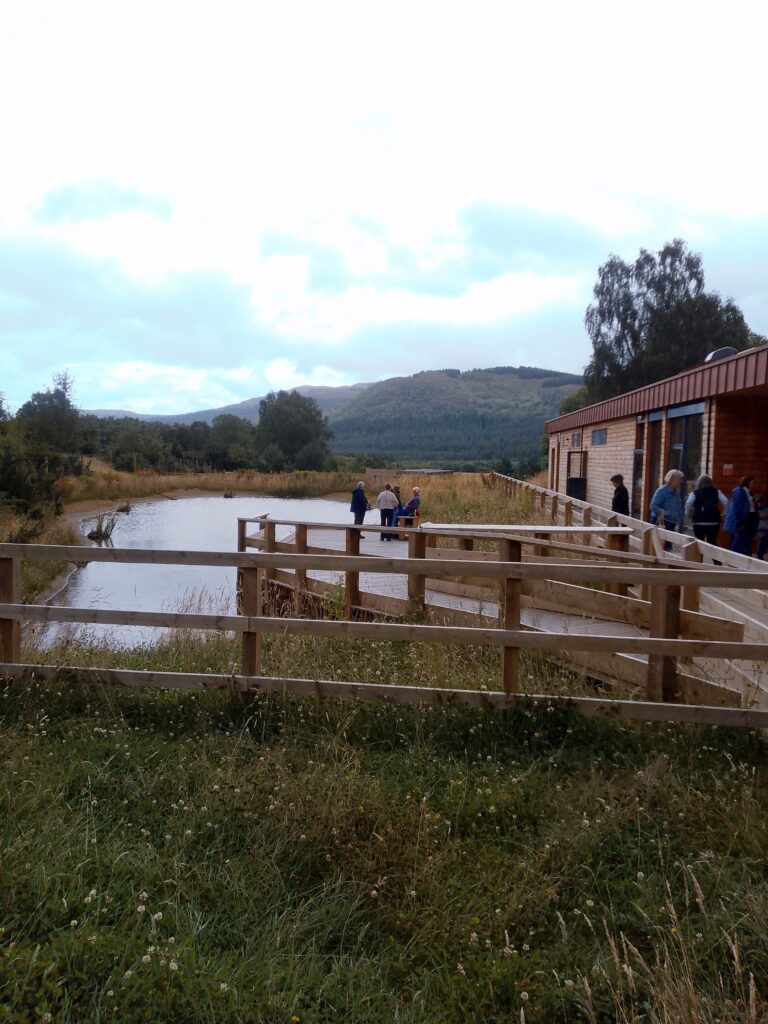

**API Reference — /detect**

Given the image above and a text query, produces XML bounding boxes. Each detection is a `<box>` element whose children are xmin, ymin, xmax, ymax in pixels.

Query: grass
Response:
<box><xmin>3</xmin><ymin>471</ymin><xmax>767</xmax><ymax>1020</ymax></box>
<box><xmin>59</xmin><ymin>468</ymin><xmax>365</xmax><ymax>504</ymax></box>
<box><xmin>1</xmin><ymin>656</ymin><xmax>767</xmax><ymax>1023</ymax></box>
<box><xmin>0</xmin><ymin>511</ymin><xmax>82</xmax><ymax>604</ymax></box>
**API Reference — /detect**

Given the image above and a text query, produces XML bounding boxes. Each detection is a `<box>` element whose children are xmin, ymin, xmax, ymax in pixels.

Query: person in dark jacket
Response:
<box><xmin>684</xmin><ymin>474</ymin><xmax>728</xmax><ymax>545</ymax></box>
<box><xmin>350</xmin><ymin>481</ymin><xmax>368</xmax><ymax>533</ymax></box>
<box><xmin>610</xmin><ymin>474</ymin><xmax>629</xmax><ymax>517</ymax></box>
<box><xmin>724</xmin><ymin>475</ymin><xmax>758</xmax><ymax>556</ymax></box>
<box><xmin>397</xmin><ymin>487</ymin><xmax>421</xmax><ymax>536</ymax></box>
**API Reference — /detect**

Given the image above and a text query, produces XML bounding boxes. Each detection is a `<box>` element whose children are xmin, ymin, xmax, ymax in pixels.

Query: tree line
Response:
<box><xmin>0</xmin><ymin>379</ymin><xmax>334</xmax><ymax>515</ymax></box>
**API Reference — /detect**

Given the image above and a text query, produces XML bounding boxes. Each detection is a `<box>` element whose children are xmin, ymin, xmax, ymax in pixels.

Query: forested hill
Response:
<box><xmin>328</xmin><ymin>367</ymin><xmax>581</xmax><ymax>465</ymax></box>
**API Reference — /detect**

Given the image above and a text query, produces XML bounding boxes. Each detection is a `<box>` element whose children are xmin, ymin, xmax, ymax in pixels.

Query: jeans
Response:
<box><xmin>379</xmin><ymin>508</ymin><xmax>394</xmax><ymax>539</ymax></box>
<box><xmin>730</xmin><ymin>532</ymin><xmax>754</xmax><ymax>557</ymax></box>
<box><xmin>693</xmin><ymin>524</ymin><xmax>720</xmax><ymax>546</ymax></box>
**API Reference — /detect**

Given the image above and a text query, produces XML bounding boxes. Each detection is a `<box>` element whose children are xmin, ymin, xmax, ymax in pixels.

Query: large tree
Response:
<box><xmin>582</xmin><ymin>239</ymin><xmax>752</xmax><ymax>403</ymax></box>
<box><xmin>257</xmin><ymin>390</ymin><xmax>333</xmax><ymax>469</ymax></box>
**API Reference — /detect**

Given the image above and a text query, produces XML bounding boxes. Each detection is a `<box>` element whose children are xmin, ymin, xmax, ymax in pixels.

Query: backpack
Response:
<box><xmin>692</xmin><ymin>485</ymin><xmax>720</xmax><ymax>524</ymax></box>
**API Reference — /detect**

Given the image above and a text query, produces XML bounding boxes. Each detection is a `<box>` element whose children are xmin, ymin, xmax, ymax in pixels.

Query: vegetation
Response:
<box><xmin>329</xmin><ymin>367</ymin><xmax>581</xmax><ymax>465</ymax></box>
<box><xmin>571</xmin><ymin>239</ymin><xmax>765</xmax><ymax>411</ymax></box>
<box><xmin>2</xmin><ymin>651</ymin><xmax>767</xmax><ymax>1022</ymax></box>
<box><xmin>0</xmin><ymin>510</ymin><xmax>81</xmax><ymax>603</ymax></box>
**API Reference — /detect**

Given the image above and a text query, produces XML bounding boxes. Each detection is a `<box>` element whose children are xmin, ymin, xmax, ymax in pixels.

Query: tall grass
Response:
<box><xmin>1</xmin><ymin>657</ymin><xmax>766</xmax><ymax>1023</ymax></box>
<box><xmin>0</xmin><ymin>511</ymin><xmax>82</xmax><ymax>603</ymax></box>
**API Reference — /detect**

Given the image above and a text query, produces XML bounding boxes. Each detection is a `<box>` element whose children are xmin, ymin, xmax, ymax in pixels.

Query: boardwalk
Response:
<box><xmin>242</xmin><ymin>516</ymin><xmax>768</xmax><ymax>710</ymax></box>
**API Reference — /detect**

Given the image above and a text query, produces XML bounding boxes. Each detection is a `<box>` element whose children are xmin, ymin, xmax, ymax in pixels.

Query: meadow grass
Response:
<box><xmin>0</xmin><ymin>511</ymin><xmax>82</xmax><ymax>604</ymax></box>
<box><xmin>2</xmin><ymin>649</ymin><xmax>767</xmax><ymax>1023</ymax></box>
<box><xmin>3</xmin><ymin>472</ymin><xmax>767</xmax><ymax>1021</ymax></box>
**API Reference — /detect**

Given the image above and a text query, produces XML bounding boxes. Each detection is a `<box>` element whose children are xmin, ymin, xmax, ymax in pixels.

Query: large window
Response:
<box><xmin>591</xmin><ymin>428</ymin><xmax>607</xmax><ymax>446</ymax></box>
<box><xmin>666</xmin><ymin>412</ymin><xmax>703</xmax><ymax>494</ymax></box>
<box><xmin>567</xmin><ymin>450</ymin><xmax>587</xmax><ymax>478</ymax></box>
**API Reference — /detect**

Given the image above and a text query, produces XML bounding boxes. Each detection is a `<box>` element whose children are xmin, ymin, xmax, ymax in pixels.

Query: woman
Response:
<box><xmin>724</xmin><ymin>475</ymin><xmax>758</xmax><ymax>556</ymax></box>
<box><xmin>649</xmin><ymin>470</ymin><xmax>684</xmax><ymax>533</ymax></box>
<box><xmin>684</xmin><ymin>473</ymin><xmax>728</xmax><ymax>546</ymax></box>
<box><xmin>398</xmin><ymin>486</ymin><xmax>421</xmax><ymax>535</ymax></box>
<box><xmin>374</xmin><ymin>483</ymin><xmax>399</xmax><ymax>541</ymax></box>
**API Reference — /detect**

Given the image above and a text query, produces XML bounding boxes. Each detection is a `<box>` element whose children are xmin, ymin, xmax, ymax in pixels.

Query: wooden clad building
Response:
<box><xmin>545</xmin><ymin>345</ymin><xmax>768</xmax><ymax>517</ymax></box>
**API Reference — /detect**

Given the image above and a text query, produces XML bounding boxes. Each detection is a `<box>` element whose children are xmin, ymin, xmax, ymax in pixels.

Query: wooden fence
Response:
<box><xmin>2</xmin><ymin>539</ymin><xmax>768</xmax><ymax>729</ymax></box>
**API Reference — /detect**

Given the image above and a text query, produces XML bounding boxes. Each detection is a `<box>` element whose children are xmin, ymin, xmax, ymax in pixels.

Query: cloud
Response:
<box><xmin>36</xmin><ymin>180</ymin><xmax>172</xmax><ymax>223</ymax></box>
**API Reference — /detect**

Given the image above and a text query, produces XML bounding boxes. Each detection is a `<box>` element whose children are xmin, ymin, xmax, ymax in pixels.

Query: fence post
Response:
<box><xmin>240</xmin><ymin>566</ymin><xmax>261</xmax><ymax>676</ymax></box>
<box><xmin>563</xmin><ymin>500</ymin><xmax>573</xmax><ymax>526</ymax></box>
<box><xmin>605</xmin><ymin>524</ymin><xmax>630</xmax><ymax>596</ymax></box>
<box><xmin>344</xmin><ymin>527</ymin><xmax>360</xmax><ymax>620</ymax></box>
<box><xmin>582</xmin><ymin>505</ymin><xmax>592</xmax><ymax>546</ymax></box>
<box><xmin>407</xmin><ymin>530</ymin><xmax>427</xmax><ymax>614</ymax></box>
<box><xmin>550</xmin><ymin>494</ymin><xmax>558</xmax><ymax>525</ymax></box>
<box><xmin>646</xmin><ymin>584</ymin><xmax>682</xmax><ymax>703</ymax></box>
<box><xmin>499</xmin><ymin>538</ymin><xmax>521</xmax><ymax>693</ymax></box>
<box><xmin>641</xmin><ymin>528</ymin><xmax>655</xmax><ymax>601</ymax></box>
<box><xmin>459</xmin><ymin>537</ymin><xmax>474</xmax><ymax>552</ymax></box>
<box><xmin>294</xmin><ymin>523</ymin><xmax>308</xmax><ymax>615</ymax></box>
<box><xmin>0</xmin><ymin>557</ymin><xmax>21</xmax><ymax>664</ymax></box>
<box><xmin>682</xmin><ymin>540</ymin><xmax>701</xmax><ymax>612</ymax></box>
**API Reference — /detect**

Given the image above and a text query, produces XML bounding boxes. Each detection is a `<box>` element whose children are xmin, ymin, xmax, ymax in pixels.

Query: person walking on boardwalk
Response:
<box><xmin>375</xmin><ymin>483</ymin><xmax>399</xmax><ymax>540</ymax></box>
<box><xmin>649</xmin><ymin>470</ymin><xmax>684</xmax><ymax>533</ymax></box>
<box><xmin>610</xmin><ymin>474</ymin><xmax>629</xmax><ymax>516</ymax></box>
<box><xmin>724</xmin><ymin>475</ymin><xmax>759</xmax><ymax>556</ymax></box>
<box><xmin>685</xmin><ymin>474</ymin><xmax>728</xmax><ymax>546</ymax></box>
<box><xmin>350</xmin><ymin>481</ymin><xmax>368</xmax><ymax>535</ymax></box>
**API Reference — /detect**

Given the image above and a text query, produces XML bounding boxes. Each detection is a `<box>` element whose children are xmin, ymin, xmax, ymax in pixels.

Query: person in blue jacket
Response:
<box><xmin>649</xmin><ymin>470</ymin><xmax>685</xmax><ymax>533</ymax></box>
<box><xmin>350</xmin><ymin>481</ymin><xmax>368</xmax><ymax>534</ymax></box>
<box><xmin>724</xmin><ymin>474</ymin><xmax>758</xmax><ymax>556</ymax></box>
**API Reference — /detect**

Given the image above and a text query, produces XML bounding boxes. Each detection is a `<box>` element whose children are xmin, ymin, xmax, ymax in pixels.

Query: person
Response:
<box><xmin>375</xmin><ymin>483</ymin><xmax>399</xmax><ymax>541</ymax></box>
<box><xmin>610</xmin><ymin>473</ymin><xmax>629</xmax><ymax>516</ymax></box>
<box><xmin>398</xmin><ymin>486</ymin><xmax>421</xmax><ymax>536</ymax></box>
<box><xmin>684</xmin><ymin>474</ymin><xmax>728</xmax><ymax>546</ymax></box>
<box><xmin>757</xmin><ymin>494</ymin><xmax>768</xmax><ymax>561</ymax></box>
<box><xmin>391</xmin><ymin>485</ymin><xmax>404</xmax><ymax>530</ymax></box>
<box><xmin>350</xmin><ymin>481</ymin><xmax>368</xmax><ymax>535</ymax></box>
<box><xmin>724</xmin><ymin>475</ymin><xmax>759</xmax><ymax>556</ymax></box>
<box><xmin>649</xmin><ymin>470</ymin><xmax>684</xmax><ymax>535</ymax></box>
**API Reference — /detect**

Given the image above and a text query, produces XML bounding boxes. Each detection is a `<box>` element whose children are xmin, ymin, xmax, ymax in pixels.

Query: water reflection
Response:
<box><xmin>41</xmin><ymin>494</ymin><xmax>349</xmax><ymax>648</ymax></box>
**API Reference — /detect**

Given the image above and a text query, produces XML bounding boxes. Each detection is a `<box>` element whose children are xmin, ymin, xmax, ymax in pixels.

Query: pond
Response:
<box><xmin>40</xmin><ymin>494</ymin><xmax>351</xmax><ymax>647</ymax></box>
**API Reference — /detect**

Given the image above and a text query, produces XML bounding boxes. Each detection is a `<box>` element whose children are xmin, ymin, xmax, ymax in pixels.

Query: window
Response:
<box><xmin>631</xmin><ymin>421</ymin><xmax>645</xmax><ymax>519</ymax></box>
<box><xmin>666</xmin><ymin>412</ymin><xmax>703</xmax><ymax>495</ymax></box>
<box><xmin>567</xmin><ymin>450</ymin><xmax>587</xmax><ymax>478</ymax></box>
<box><xmin>591</xmin><ymin>428</ymin><xmax>607</xmax><ymax>446</ymax></box>
<box><xmin>571</xmin><ymin>432</ymin><xmax>582</xmax><ymax>448</ymax></box>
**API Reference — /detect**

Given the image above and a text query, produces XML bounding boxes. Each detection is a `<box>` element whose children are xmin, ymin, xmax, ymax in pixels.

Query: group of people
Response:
<box><xmin>609</xmin><ymin>470</ymin><xmax>768</xmax><ymax>558</ymax></box>
<box><xmin>350</xmin><ymin>482</ymin><xmax>421</xmax><ymax>540</ymax></box>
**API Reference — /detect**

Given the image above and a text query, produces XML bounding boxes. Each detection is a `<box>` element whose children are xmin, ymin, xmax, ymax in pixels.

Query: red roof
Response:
<box><xmin>546</xmin><ymin>345</ymin><xmax>768</xmax><ymax>434</ymax></box>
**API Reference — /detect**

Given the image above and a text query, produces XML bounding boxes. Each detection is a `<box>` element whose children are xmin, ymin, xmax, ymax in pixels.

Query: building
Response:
<box><xmin>545</xmin><ymin>345</ymin><xmax>768</xmax><ymax>517</ymax></box>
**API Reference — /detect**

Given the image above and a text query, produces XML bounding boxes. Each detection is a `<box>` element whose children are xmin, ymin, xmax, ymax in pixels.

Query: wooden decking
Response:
<box><xmin>240</xmin><ymin>516</ymin><xmax>768</xmax><ymax>711</ymax></box>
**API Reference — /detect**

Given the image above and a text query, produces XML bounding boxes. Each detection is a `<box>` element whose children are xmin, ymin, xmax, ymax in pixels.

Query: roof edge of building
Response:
<box><xmin>545</xmin><ymin>344</ymin><xmax>768</xmax><ymax>435</ymax></box>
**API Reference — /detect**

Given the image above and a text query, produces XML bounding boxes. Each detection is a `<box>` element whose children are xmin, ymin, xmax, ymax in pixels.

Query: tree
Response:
<box><xmin>16</xmin><ymin>371</ymin><xmax>81</xmax><ymax>453</ymax></box>
<box><xmin>257</xmin><ymin>391</ymin><xmax>332</xmax><ymax>467</ymax></box>
<box><xmin>583</xmin><ymin>240</ymin><xmax>752</xmax><ymax>402</ymax></box>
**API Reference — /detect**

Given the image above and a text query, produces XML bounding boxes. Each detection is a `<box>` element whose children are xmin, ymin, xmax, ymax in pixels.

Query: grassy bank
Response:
<box><xmin>1</xmin><ymin>653</ymin><xmax>767</xmax><ymax>1023</ymax></box>
<box><xmin>0</xmin><ymin>511</ymin><xmax>82</xmax><ymax>604</ymax></box>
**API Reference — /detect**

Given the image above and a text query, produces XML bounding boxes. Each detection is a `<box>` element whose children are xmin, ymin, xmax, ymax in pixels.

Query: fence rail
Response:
<box><xmin>2</xmin><ymin>531</ymin><xmax>768</xmax><ymax>727</ymax></box>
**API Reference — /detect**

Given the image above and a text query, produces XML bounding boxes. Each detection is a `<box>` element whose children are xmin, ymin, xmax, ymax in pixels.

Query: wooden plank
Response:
<box><xmin>8</xmin><ymin>603</ymin><xmax>768</xmax><ymax>661</ymax></box>
<box><xmin>499</xmin><ymin>538</ymin><xmax>522</xmax><ymax>693</ymax></box>
<box><xmin>647</xmin><ymin>585</ymin><xmax>682</xmax><ymax>702</ymax></box>
<box><xmin>240</xmin><ymin>567</ymin><xmax>261</xmax><ymax>675</ymax></box>
<box><xmin>3</xmin><ymin>661</ymin><xmax>767</xmax><ymax>728</ymax></box>
<box><xmin>294</xmin><ymin>523</ymin><xmax>308</xmax><ymax>614</ymax></box>
<box><xmin>682</xmin><ymin>541</ymin><xmax>701</xmax><ymax>612</ymax></box>
<box><xmin>407</xmin><ymin>530</ymin><xmax>427</xmax><ymax>613</ymax></box>
<box><xmin>2</xmin><ymin>543</ymin><xmax>766</xmax><ymax>588</ymax></box>
<box><xmin>345</xmin><ymin>528</ymin><xmax>360</xmax><ymax>620</ymax></box>
<box><xmin>0</xmin><ymin>557</ymin><xmax>20</xmax><ymax>664</ymax></box>
<box><xmin>606</xmin><ymin>528</ymin><xmax>630</xmax><ymax>596</ymax></box>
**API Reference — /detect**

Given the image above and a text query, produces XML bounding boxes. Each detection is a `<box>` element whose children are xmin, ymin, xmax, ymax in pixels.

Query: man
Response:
<box><xmin>375</xmin><ymin>483</ymin><xmax>399</xmax><ymax>540</ymax></box>
<box><xmin>610</xmin><ymin>474</ymin><xmax>630</xmax><ymax>516</ymax></box>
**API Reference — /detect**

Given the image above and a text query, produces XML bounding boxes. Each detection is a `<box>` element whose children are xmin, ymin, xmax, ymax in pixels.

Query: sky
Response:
<box><xmin>1</xmin><ymin>0</ymin><xmax>767</xmax><ymax>414</ymax></box>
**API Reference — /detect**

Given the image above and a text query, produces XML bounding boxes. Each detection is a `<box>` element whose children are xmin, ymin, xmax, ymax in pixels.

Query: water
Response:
<box><xmin>41</xmin><ymin>494</ymin><xmax>350</xmax><ymax>647</ymax></box>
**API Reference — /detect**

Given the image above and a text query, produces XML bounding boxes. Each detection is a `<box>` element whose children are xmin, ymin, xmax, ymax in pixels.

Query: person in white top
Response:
<box><xmin>375</xmin><ymin>483</ymin><xmax>400</xmax><ymax>541</ymax></box>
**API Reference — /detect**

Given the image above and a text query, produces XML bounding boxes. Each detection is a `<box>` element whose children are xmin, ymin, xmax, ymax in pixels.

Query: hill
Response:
<box><xmin>329</xmin><ymin>366</ymin><xmax>581</xmax><ymax>464</ymax></box>
<box><xmin>87</xmin><ymin>382</ymin><xmax>374</xmax><ymax>426</ymax></box>
<box><xmin>85</xmin><ymin>366</ymin><xmax>581</xmax><ymax>466</ymax></box>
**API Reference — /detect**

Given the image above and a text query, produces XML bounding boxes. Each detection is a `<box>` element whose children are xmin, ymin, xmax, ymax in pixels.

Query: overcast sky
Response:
<box><xmin>2</xmin><ymin>0</ymin><xmax>767</xmax><ymax>413</ymax></box>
